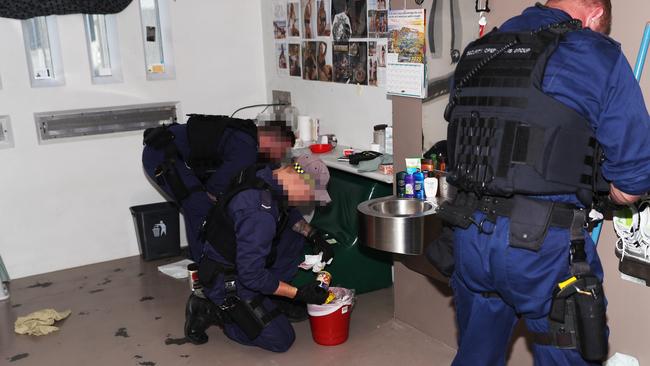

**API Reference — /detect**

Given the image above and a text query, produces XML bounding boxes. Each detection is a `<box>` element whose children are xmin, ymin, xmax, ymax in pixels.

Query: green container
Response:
<box><xmin>292</xmin><ymin>169</ymin><xmax>393</xmax><ymax>294</ymax></box>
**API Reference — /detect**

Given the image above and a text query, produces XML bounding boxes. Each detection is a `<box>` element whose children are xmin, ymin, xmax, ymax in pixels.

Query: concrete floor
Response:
<box><xmin>0</xmin><ymin>256</ymin><xmax>456</xmax><ymax>366</ymax></box>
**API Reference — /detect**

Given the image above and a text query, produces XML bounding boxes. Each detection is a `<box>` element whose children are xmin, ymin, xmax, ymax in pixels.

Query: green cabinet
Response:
<box><xmin>292</xmin><ymin>168</ymin><xmax>393</xmax><ymax>294</ymax></box>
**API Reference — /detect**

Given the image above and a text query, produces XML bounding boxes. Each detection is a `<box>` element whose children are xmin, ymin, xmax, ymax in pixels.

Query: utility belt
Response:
<box><xmin>436</xmin><ymin>192</ymin><xmax>585</xmax><ymax>251</ymax></box>
<box><xmin>436</xmin><ymin>192</ymin><xmax>607</xmax><ymax>361</ymax></box>
<box><xmin>197</xmin><ymin>257</ymin><xmax>280</xmax><ymax>340</ymax></box>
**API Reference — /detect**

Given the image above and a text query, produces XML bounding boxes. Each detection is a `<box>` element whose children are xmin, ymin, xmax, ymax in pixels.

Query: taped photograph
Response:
<box><xmin>273</xmin><ymin>0</ymin><xmax>287</xmax><ymax>39</ymax></box>
<box><xmin>333</xmin><ymin>42</ymin><xmax>351</xmax><ymax>83</ymax></box>
<box><xmin>288</xmin><ymin>1</ymin><xmax>301</xmax><ymax>38</ymax></box>
<box><xmin>302</xmin><ymin>41</ymin><xmax>319</xmax><ymax>80</ymax></box>
<box><xmin>301</xmin><ymin>0</ymin><xmax>316</xmax><ymax>39</ymax></box>
<box><xmin>316</xmin><ymin>0</ymin><xmax>332</xmax><ymax>37</ymax></box>
<box><xmin>277</xmin><ymin>43</ymin><xmax>289</xmax><ymax>76</ymax></box>
<box><xmin>289</xmin><ymin>43</ymin><xmax>302</xmax><ymax>77</ymax></box>
<box><xmin>317</xmin><ymin>41</ymin><xmax>333</xmax><ymax>81</ymax></box>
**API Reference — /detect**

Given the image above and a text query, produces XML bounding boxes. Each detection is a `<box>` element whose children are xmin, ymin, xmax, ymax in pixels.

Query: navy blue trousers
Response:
<box><xmin>451</xmin><ymin>212</ymin><xmax>605</xmax><ymax>366</ymax></box>
<box><xmin>203</xmin><ymin>224</ymin><xmax>306</xmax><ymax>352</ymax></box>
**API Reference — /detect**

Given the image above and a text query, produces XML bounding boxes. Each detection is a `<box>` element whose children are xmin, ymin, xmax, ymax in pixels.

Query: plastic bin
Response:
<box><xmin>130</xmin><ymin>202</ymin><xmax>181</xmax><ymax>261</ymax></box>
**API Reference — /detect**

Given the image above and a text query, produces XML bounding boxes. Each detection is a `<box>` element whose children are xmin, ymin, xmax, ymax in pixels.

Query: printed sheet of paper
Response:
<box><xmin>316</xmin><ymin>0</ymin><xmax>332</xmax><ymax>37</ymax></box>
<box><xmin>273</xmin><ymin>0</ymin><xmax>287</xmax><ymax>39</ymax></box>
<box><xmin>386</xmin><ymin>9</ymin><xmax>426</xmax><ymax>98</ymax></box>
<box><xmin>276</xmin><ymin>42</ymin><xmax>290</xmax><ymax>77</ymax></box>
<box><xmin>288</xmin><ymin>1</ymin><xmax>302</xmax><ymax>38</ymax></box>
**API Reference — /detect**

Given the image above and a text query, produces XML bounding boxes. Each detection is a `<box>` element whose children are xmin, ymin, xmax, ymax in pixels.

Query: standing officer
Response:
<box><xmin>187</xmin><ymin>154</ymin><xmax>333</xmax><ymax>352</ymax></box>
<box><xmin>436</xmin><ymin>1</ymin><xmax>650</xmax><ymax>365</ymax></box>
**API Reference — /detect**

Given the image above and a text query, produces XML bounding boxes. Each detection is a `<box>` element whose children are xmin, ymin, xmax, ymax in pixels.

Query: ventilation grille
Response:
<box><xmin>35</xmin><ymin>102</ymin><xmax>178</xmax><ymax>141</ymax></box>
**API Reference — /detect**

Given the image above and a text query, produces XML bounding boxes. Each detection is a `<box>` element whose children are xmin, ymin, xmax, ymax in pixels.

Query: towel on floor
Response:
<box><xmin>15</xmin><ymin>308</ymin><xmax>71</xmax><ymax>336</ymax></box>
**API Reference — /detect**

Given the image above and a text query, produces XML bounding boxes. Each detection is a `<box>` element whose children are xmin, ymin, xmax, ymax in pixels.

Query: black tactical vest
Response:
<box><xmin>445</xmin><ymin>21</ymin><xmax>607</xmax><ymax>205</ymax></box>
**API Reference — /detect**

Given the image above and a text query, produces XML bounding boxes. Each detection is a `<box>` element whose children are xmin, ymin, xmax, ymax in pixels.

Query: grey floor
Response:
<box><xmin>0</xmin><ymin>256</ymin><xmax>455</xmax><ymax>366</ymax></box>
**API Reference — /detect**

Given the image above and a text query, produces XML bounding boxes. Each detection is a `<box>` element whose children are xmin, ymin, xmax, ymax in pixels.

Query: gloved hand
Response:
<box><xmin>294</xmin><ymin>281</ymin><xmax>329</xmax><ymax>304</ymax></box>
<box><xmin>592</xmin><ymin>194</ymin><xmax>627</xmax><ymax>213</ymax></box>
<box><xmin>307</xmin><ymin>229</ymin><xmax>335</xmax><ymax>263</ymax></box>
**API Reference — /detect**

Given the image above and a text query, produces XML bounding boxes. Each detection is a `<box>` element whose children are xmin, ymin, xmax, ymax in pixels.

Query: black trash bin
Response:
<box><xmin>130</xmin><ymin>202</ymin><xmax>181</xmax><ymax>261</ymax></box>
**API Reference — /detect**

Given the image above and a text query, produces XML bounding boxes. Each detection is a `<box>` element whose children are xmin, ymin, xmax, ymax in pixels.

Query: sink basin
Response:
<box><xmin>357</xmin><ymin>196</ymin><xmax>438</xmax><ymax>255</ymax></box>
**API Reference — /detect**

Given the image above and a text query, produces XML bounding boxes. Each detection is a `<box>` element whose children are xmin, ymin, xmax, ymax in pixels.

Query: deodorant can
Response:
<box><xmin>396</xmin><ymin>171</ymin><xmax>407</xmax><ymax>198</ymax></box>
<box><xmin>404</xmin><ymin>173</ymin><xmax>415</xmax><ymax>198</ymax></box>
<box><xmin>414</xmin><ymin>171</ymin><xmax>425</xmax><ymax>200</ymax></box>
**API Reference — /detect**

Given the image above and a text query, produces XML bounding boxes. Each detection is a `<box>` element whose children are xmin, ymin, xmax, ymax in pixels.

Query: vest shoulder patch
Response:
<box><xmin>260</xmin><ymin>190</ymin><xmax>273</xmax><ymax>210</ymax></box>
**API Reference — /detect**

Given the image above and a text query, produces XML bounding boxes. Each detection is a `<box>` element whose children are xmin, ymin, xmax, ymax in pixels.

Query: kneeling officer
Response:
<box><xmin>186</xmin><ymin>154</ymin><xmax>332</xmax><ymax>352</ymax></box>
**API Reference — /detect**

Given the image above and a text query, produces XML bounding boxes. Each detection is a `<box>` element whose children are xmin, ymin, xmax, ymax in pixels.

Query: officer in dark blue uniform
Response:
<box><xmin>190</xmin><ymin>154</ymin><xmax>333</xmax><ymax>352</ymax></box>
<box><xmin>435</xmin><ymin>1</ymin><xmax>650</xmax><ymax>365</ymax></box>
<box><xmin>141</xmin><ymin>115</ymin><xmax>293</xmax><ymax>261</ymax></box>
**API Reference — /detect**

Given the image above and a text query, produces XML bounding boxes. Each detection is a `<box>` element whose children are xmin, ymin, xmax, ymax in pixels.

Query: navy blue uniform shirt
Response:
<box><xmin>500</xmin><ymin>5</ymin><xmax>650</xmax><ymax>200</ymax></box>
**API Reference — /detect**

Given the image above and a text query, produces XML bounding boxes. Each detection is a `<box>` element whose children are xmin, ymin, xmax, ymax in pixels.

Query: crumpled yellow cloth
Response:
<box><xmin>14</xmin><ymin>309</ymin><xmax>71</xmax><ymax>336</ymax></box>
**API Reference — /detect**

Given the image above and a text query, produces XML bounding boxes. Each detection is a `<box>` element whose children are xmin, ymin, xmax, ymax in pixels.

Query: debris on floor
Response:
<box><xmin>14</xmin><ymin>308</ymin><xmax>71</xmax><ymax>336</ymax></box>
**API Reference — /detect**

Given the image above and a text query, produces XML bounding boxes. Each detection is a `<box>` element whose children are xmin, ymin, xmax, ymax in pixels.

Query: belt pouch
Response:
<box><xmin>508</xmin><ymin>196</ymin><xmax>553</xmax><ymax>251</ymax></box>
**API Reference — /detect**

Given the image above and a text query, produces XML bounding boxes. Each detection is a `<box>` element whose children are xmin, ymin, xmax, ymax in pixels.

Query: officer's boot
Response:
<box><xmin>184</xmin><ymin>293</ymin><xmax>223</xmax><ymax>345</ymax></box>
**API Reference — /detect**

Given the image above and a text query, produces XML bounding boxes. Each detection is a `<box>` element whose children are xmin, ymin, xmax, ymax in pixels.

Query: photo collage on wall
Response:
<box><xmin>273</xmin><ymin>0</ymin><xmax>388</xmax><ymax>87</ymax></box>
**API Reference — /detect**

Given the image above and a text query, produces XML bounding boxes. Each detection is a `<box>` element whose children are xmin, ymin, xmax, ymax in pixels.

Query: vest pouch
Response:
<box><xmin>508</xmin><ymin>196</ymin><xmax>553</xmax><ymax>251</ymax></box>
<box><xmin>221</xmin><ymin>296</ymin><xmax>269</xmax><ymax>340</ymax></box>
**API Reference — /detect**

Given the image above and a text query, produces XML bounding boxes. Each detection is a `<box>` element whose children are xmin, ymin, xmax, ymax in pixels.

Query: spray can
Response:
<box><xmin>187</xmin><ymin>263</ymin><xmax>205</xmax><ymax>298</ymax></box>
<box><xmin>396</xmin><ymin>171</ymin><xmax>407</xmax><ymax>198</ymax></box>
<box><xmin>414</xmin><ymin>170</ymin><xmax>425</xmax><ymax>200</ymax></box>
<box><xmin>316</xmin><ymin>271</ymin><xmax>336</xmax><ymax>304</ymax></box>
<box><xmin>404</xmin><ymin>173</ymin><xmax>415</xmax><ymax>198</ymax></box>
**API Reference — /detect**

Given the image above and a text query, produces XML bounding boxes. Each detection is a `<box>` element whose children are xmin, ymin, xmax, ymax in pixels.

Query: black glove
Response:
<box><xmin>307</xmin><ymin>229</ymin><xmax>335</xmax><ymax>263</ymax></box>
<box><xmin>295</xmin><ymin>281</ymin><xmax>329</xmax><ymax>305</ymax></box>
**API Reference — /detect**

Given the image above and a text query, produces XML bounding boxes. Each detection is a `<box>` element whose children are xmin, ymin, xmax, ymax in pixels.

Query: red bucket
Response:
<box><xmin>308</xmin><ymin>303</ymin><xmax>352</xmax><ymax>346</ymax></box>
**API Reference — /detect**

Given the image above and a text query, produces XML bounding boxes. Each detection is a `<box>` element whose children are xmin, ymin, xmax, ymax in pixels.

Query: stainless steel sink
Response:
<box><xmin>358</xmin><ymin>196</ymin><xmax>438</xmax><ymax>255</ymax></box>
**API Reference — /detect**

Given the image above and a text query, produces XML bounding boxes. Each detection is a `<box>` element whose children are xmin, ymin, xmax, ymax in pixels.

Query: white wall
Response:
<box><xmin>260</xmin><ymin>2</ymin><xmax>392</xmax><ymax>149</ymax></box>
<box><xmin>0</xmin><ymin>0</ymin><xmax>267</xmax><ymax>279</ymax></box>
<box><xmin>422</xmin><ymin>0</ymin><xmax>486</xmax><ymax>150</ymax></box>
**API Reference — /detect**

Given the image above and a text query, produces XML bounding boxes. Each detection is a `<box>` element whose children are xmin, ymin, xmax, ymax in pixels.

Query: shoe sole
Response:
<box><xmin>615</xmin><ymin>248</ymin><xmax>650</xmax><ymax>286</ymax></box>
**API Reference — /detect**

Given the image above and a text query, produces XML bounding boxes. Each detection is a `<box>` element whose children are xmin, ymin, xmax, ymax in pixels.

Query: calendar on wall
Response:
<box><xmin>386</xmin><ymin>9</ymin><xmax>427</xmax><ymax>98</ymax></box>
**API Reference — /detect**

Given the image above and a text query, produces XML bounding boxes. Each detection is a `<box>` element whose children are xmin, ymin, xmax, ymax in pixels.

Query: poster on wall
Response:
<box><xmin>273</xmin><ymin>0</ymin><xmax>287</xmax><ymax>39</ymax></box>
<box><xmin>317</xmin><ymin>41</ymin><xmax>333</xmax><ymax>81</ymax></box>
<box><xmin>368</xmin><ymin>41</ymin><xmax>385</xmax><ymax>86</ymax></box>
<box><xmin>331</xmin><ymin>0</ymin><xmax>367</xmax><ymax>41</ymax></box>
<box><xmin>316</xmin><ymin>0</ymin><xmax>332</xmax><ymax>37</ymax></box>
<box><xmin>288</xmin><ymin>1</ymin><xmax>301</xmax><ymax>38</ymax></box>
<box><xmin>289</xmin><ymin>43</ymin><xmax>302</xmax><ymax>77</ymax></box>
<box><xmin>301</xmin><ymin>0</ymin><xmax>316</xmax><ymax>39</ymax></box>
<box><xmin>333</xmin><ymin>42</ymin><xmax>351</xmax><ymax>83</ymax></box>
<box><xmin>276</xmin><ymin>43</ymin><xmax>290</xmax><ymax>77</ymax></box>
<box><xmin>302</xmin><ymin>41</ymin><xmax>319</xmax><ymax>80</ymax></box>
<box><xmin>349</xmin><ymin>41</ymin><xmax>368</xmax><ymax>85</ymax></box>
<box><xmin>332</xmin><ymin>41</ymin><xmax>367</xmax><ymax>84</ymax></box>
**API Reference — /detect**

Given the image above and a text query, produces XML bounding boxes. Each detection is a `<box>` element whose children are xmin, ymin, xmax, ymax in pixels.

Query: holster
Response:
<box><xmin>545</xmin><ymin>274</ymin><xmax>608</xmax><ymax>362</ymax></box>
<box><xmin>425</xmin><ymin>224</ymin><xmax>456</xmax><ymax>277</ymax></box>
<box><xmin>220</xmin><ymin>295</ymin><xmax>279</xmax><ymax>340</ymax></box>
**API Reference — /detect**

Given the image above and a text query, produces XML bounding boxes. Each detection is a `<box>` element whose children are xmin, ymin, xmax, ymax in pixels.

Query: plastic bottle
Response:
<box><xmin>424</xmin><ymin>171</ymin><xmax>438</xmax><ymax>202</ymax></box>
<box><xmin>438</xmin><ymin>153</ymin><xmax>447</xmax><ymax>172</ymax></box>
<box><xmin>384</xmin><ymin>126</ymin><xmax>393</xmax><ymax>155</ymax></box>
<box><xmin>396</xmin><ymin>171</ymin><xmax>407</xmax><ymax>198</ymax></box>
<box><xmin>404</xmin><ymin>173</ymin><xmax>415</xmax><ymax>198</ymax></box>
<box><xmin>414</xmin><ymin>170</ymin><xmax>425</xmax><ymax>200</ymax></box>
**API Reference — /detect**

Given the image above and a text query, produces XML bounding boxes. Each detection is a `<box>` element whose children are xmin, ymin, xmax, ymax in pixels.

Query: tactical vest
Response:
<box><xmin>444</xmin><ymin>21</ymin><xmax>608</xmax><ymax>206</ymax></box>
<box><xmin>202</xmin><ymin>164</ymin><xmax>289</xmax><ymax>267</ymax></box>
<box><xmin>143</xmin><ymin>114</ymin><xmax>257</xmax><ymax>203</ymax></box>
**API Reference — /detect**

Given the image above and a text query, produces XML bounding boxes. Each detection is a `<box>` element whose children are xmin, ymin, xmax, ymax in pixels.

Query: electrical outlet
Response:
<box><xmin>272</xmin><ymin>90</ymin><xmax>291</xmax><ymax>114</ymax></box>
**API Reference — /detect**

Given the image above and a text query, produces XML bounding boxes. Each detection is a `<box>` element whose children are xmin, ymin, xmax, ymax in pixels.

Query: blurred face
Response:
<box><xmin>258</xmin><ymin>129</ymin><xmax>293</xmax><ymax>162</ymax></box>
<box><xmin>274</xmin><ymin>167</ymin><xmax>315</xmax><ymax>206</ymax></box>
